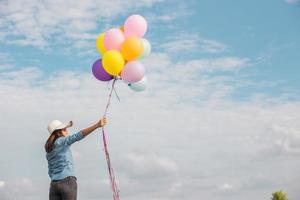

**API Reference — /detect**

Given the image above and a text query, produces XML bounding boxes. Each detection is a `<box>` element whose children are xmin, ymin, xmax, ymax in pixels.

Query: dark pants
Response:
<box><xmin>49</xmin><ymin>176</ymin><xmax>77</xmax><ymax>200</ymax></box>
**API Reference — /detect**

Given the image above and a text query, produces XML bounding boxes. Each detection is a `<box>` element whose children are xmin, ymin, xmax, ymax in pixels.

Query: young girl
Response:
<box><xmin>45</xmin><ymin>118</ymin><xmax>107</xmax><ymax>200</ymax></box>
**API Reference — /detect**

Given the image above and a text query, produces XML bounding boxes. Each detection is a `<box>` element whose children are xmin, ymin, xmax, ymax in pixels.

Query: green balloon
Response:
<box><xmin>128</xmin><ymin>76</ymin><xmax>148</xmax><ymax>92</ymax></box>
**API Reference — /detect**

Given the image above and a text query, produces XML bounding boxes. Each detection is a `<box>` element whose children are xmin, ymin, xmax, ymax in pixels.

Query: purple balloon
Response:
<box><xmin>92</xmin><ymin>59</ymin><xmax>113</xmax><ymax>81</ymax></box>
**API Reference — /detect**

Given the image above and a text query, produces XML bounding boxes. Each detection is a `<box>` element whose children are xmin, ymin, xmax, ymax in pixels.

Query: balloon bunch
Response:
<box><xmin>92</xmin><ymin>15</ymin><xmax>151</xmax><ymax>92</ymax></box>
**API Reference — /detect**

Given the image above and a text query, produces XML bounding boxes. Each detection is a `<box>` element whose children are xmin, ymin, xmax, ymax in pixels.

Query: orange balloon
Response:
<box><xmin>120</xmin><ymin>26</ymin><xmax>124</xmax><ymax>32</ymax></box>
<box><xmin>120</xmin><ymin>37</ymin><xmax>143</xmax><ymax>61</ymax></box>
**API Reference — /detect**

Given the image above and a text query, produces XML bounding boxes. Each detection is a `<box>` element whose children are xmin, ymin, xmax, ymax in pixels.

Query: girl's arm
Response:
<box><xmin>81</xmin><ymin>118</ymin><xmax>107</xmax><ymax>137</ymax></box>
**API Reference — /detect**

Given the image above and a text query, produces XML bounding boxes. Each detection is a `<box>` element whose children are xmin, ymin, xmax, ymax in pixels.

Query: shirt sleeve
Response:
<box><xmin>61</xmin><ymin>131</ymin><xmax>85</xmax><ymax>146</ymax></box>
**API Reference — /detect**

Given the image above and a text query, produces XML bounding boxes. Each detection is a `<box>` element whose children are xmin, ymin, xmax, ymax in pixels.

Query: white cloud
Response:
<box><xmin>270</xmin><ymin>124</ymin><xmax>300</xmax><ymax>154</ymax></box>
<box><xmin>142</xmin><ymin>52</ymin><xmax>250</xmax><ymax>90</ymax></box>
<box><xmin>160</xmin><ymin>33</ymin><xmax>228</xmax><ymax>54</ymax></box>
<box><xmin>142</xmin><ymin>55</ymin><xmax>250</xmax><ymax>100</ymax></box>
<box><xmin>0</xmin><ymin>67</ymin><xmax>41</xmax><ymax>80</ymax></box>
<box><xmin>0</xmin><ymin>51</ymin><xmax>299</xmax><ymax>200</ymax></box>
<box><xmin>0</xmin><ymin>63</ymin><xmax>13</xmax><ymax>71</ymax></box>
<box><xmin>0</xmin><ymin>52</ymin><xmax>14</xmax><ymax>71</ymax></box>
<box><xmin>218</xmin><ymin>183</ymin><xmax>234</xmax><ymax>190</ymax></box>
<box><xmin>172</xmin><ymin>57</ymin><xmax>250</xmax><ymax>75</ymax></box>
<box><xmin>0</xmin><ymin>0</ymin><xmax>163</xmax><ymax>49</ymax></box>
<box><xmin>123</xmin><ymin>153</ymin><xmax>178</xmax><ymax>178</ymax></box>
<box><xmin>0</xmin><ymin>66</ymin><xmax>300</xmax><ymax>199</ymax></box>
<box><xmin>149</xmin><ymin>4</ymin><xmax>193</xmax><ymax>23</ymax></box>
<box><xmin>284</xmin><ymin>0</ymin><xmax>299</xmax><ymax>4</ymax></box>
<box><xmin>0</xmin><ymin>178</ymin><xmax>43</xmax><ymax>200</ymax></box>
<box><xmin>0</xmin><ymin>181</ymin><xmax>5</xmax><ymax>188</ymax></box>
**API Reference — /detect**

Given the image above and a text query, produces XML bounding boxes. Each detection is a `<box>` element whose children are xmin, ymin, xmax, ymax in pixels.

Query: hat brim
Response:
<box><xmin>54</xmin><ymin>121</ymin><xmax>73</xmax><ymax>131</ymax></box>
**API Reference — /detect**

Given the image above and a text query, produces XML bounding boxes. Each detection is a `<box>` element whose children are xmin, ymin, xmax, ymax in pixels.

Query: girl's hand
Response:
<box><xmin>98</xmin><ymin>118</ymin><xmax>108</xmax><ymax>128</ymax></box>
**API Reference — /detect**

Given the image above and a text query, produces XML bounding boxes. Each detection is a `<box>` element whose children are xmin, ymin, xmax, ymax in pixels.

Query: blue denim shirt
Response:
<box><xmin>46</xmin><ymin>131</ymin><xmax>84</xmax><ymax>181</ymax></box>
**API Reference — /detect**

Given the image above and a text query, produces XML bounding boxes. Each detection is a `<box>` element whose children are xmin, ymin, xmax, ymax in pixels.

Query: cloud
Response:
<box><xmin>0</xmin><ymin>62</ymin><xmax>300</xmax><ymax>200</ymax></box>
<box><xmin>171</xmin><ymin>57</ymin><xmax>250</xmax><ymax>76</ymax></box>
<box><xmin>141</xmin><ymin>53</ymin><xmax>250</xmax><ymax>103</ymax></box>
<box><xmin>0</xmin><ymin>67</ymin><xmax>42</xmax><ymax>81</ymax></box>
<box><xmin>0</xmin><ymin>178</ymin><xmax>45</xmax><ymax>200</ymax></box>
<box><xmin>218</xmin><ymin>183</ymin><xmax>234</xmax><ymax>190</ymax></box>
<box><xmin>0</xmin><ymin>52</ymin><xmax>14</xmax><ymax>71</ymax></box>
<box><xmin>0</xmin><ymin>0</ymin><xmax>163</xmax><ymax>49</ymax></box>
<box><xmin>217</xmin><ymin>183</ymin><xmax>237</xmax><ymax>195</ymax></box>
<box><xmin>284</xmin><ymin>0</ymin><xmax>299</xmax><ymax>4</ymax></box>
<box><xmin>122</xmin><ymin>152</ymin><xmax>178</xmax><ymax>179</ymax></box>
<box><xmin>148</xmin><ymin>3</ymin><xmax>193</xmax><ymax>23</ymax></box>
<box><xmin>0</xmin><ymin>33</ymin><xmax>299</xmax><ymax>199</ymax></box>
<box><xmin>160</xmin><ymin>33</ymin><xmax>228</xmax><ymax>54</ymax></box>
<box><xmin>141</xmin><ymin>52</ymin><xmax>250</xmax><ymax>99</ymax></box>
<box><xmin>0</xmin><ymin>181</ymin><xmax>5</xmax><ymax>188</ymax></box>
<box><xmin>270</xmin><ymin>124</ymin><xmax>300</xmax><ymax>154</ymax></box>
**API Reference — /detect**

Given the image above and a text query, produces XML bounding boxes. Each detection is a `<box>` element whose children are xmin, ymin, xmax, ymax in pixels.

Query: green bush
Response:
<box><xmin>271</xmin><ymin>190</ymin><xmax>288</xmax><ymax>200</ymax></box>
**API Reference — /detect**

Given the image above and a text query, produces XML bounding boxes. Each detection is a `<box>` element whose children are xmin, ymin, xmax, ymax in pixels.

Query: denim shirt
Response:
<box><xmin>46</xmin><ymin>131</ymin><xmax>84</xmax><ymax>181</ymax></box>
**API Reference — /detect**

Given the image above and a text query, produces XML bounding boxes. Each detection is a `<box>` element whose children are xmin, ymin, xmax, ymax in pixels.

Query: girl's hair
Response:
<box><xmin>44</xmin><ymin>129</ymin><xmax>62</xmax><ymax>153</ymax></box>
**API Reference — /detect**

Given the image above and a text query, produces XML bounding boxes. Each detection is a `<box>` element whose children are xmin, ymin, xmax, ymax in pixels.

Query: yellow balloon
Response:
<box><xmin>96</xmin><ymin>33</ymin><xmax>106</xmax><ymax>54</ymax></box>
<box><xmin>102</xmin><ymin>50</ymin><xmax>125</xmax><ymax>76</ymax></box>
<box><xmin>121</xmin><ymin>37</ymin><xmax>143</xmax><ymax>61</ymax></box>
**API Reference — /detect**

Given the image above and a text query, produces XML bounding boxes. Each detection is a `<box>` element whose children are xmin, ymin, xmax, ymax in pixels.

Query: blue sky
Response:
<box><xmin>0</xmin><ymin>0</ymin><xmax>300</xmax><ymax>200</ymax></box>
<box><xmin>1</xmin><ymin>0</ymin><xmax>299</xmax><ymax>100</ymax></box>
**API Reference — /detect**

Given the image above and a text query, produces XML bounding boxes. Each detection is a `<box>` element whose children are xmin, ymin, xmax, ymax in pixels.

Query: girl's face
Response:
<box><xmin>61</xmin><ymin>128</ymin><xmax>69</xmax><ymax>137</ymax></box>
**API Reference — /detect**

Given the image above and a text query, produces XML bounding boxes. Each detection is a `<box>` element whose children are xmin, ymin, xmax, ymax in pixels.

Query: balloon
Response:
<box><xmin>103</xmin><ymin>28</ymin><xmax>125</xmax><ymax>50</ymax></box>
<box><xmin>102</xmin><ymin>50</ymin><xmax>125</xmax><ymax>76</ymax></box>
<box><xmin>120</xmin><ymin>26</ymin><xmax>124</xmax><ymax>32</ymax></box>
<box><xmin>139</xmin><ymin>38</ymin><xmax>151</xmax><ymax>59</ymax></box>
<box><xmin>121</xmin><ymin>37</ymin><xmax>143</xmax><ymax>61</ymax></box>
<box><xmin>124</xmin><ymin>15</ymin><xmax>147</xmax><ymax>38</ymax></box>
<box><xmin>121</xmin><ymin>61</ymin><xmax>145</xmax><ymax>83</ymax></box>
<box><xmin>96</xmin><ymin>33</ymin><xmax>106</xmax><ymax>54</ymax></box>
<box><xmin>129</xmin><ymin>76</ymin><xmax>147</xmax><ymax>92</ymax></box>
<box><xmin>92</xmin><ymin>59</ymin><xmax>113</xmax><ymax>81</ymax></box>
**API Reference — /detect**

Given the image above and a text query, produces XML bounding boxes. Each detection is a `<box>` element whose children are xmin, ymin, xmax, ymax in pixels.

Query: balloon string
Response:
<box><xmin>113</xmin><ymin>86</ymin><xmax>121</xmax><ymax>102</ymax></box>
<box><xmin>103</xmin><ymin>78</ymin><xmax>116</xmax><ymax>118</ymax></box>
<box><xmin>102</xmin><ymin>128</ymin><xmax>120</xmax><ymax>200</ymax></box>
<box><xmin>101</xmin><ymin>78</ymin><xmax>120</xmax><ymax>200</ymax></box>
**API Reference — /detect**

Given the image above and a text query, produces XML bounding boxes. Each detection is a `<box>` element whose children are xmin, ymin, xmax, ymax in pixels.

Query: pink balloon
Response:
<box><xmin>104</xmin><ymin>28</ymin><xmax>125</xmax><ymax>50</ymax></box>
<box><xmin>124</xmin><ymin>15</ymin><xmax>147</xmax><ymax>38</ymax></box>
<box><xmin>121</xmin><ymin>61</ymin><xmax>145</xmax><ymax>83</ymax></box>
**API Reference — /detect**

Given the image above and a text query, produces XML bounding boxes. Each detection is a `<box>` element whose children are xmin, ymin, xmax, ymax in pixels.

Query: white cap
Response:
<box><xmin>47</xmin><ymin>120</ymin><xmax>73</xmax><ymax>134</ymax></box>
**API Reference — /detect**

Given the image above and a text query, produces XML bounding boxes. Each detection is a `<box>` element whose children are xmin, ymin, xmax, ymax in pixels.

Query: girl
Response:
<box><xmin>45</xmin><ymin>118</ymin><xmax>107</xmax><ymax>200</ymax></box>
